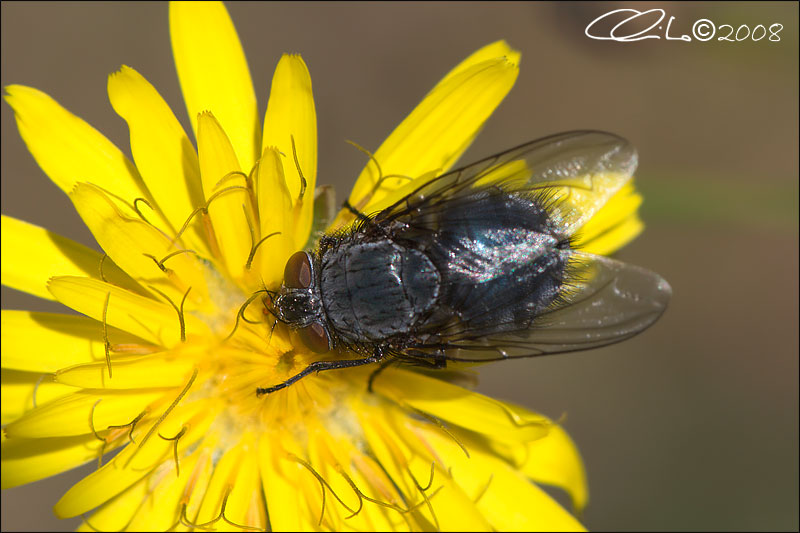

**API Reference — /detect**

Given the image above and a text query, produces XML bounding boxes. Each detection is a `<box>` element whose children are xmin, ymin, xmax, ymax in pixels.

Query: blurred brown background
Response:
<box><xmin>1</xmin><ymin>2</ymin><xmax>797</xmax><ymax>531</ymax></box>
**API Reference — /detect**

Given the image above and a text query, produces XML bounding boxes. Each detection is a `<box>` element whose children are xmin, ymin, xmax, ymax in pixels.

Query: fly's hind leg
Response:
<box><xmin>366</xmin><ymin>349</ymin><xmax>447</xmax><ymax>394</ymax></box>
<box><xmin>401</xmin><ymin>349</ymin><xmax>447</xmax><ymax>370</ymax></box>
<box><xmin>367</xmin><ymin>352</ymin><xmax>395</xmax><ymax>393</ymax></box>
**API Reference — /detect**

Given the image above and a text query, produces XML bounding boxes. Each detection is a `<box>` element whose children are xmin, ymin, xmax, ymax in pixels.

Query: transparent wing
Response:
<box><xmin>404</xmin><ymin>252</ymin><xmax>671</xmax><ymax>362</ymax></box>
<box><xmin>372</xmin><ymin>130</ymin><xmax>638</xmax><ymax>237</ymax></box>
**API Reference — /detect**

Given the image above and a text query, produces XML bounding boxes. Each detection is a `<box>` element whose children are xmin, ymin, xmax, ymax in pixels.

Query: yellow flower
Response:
<box><xmin>1</xmin><ymin>2</ymin><xmax>643</xmax><ymax>531</ymax></box>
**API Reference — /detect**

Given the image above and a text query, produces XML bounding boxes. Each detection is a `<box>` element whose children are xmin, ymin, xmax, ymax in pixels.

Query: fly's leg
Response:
<box><xmin>367</xmin><ymin>353</ymin><xmax>394</xmax><ymax>393</ymax></box>
<box><xmin>367</xmin><ymin>349</ymin><xmax>446</xmax><ymax>393</ymax></box>
<box><xmin>401</xmin><ymin>349</ymin><xmax>447</xmax><ymax>369</ymax></box>
<box><xmin>342</xmin><ymin>199</ymin><xmax>395</xmax><ymax>239</ymax></box>
<box><xmin>256</xmin><ymin>351</ymin><xmax>382</xmax><ymax>396</ymax></box>
<box><xmin>342</xmin><ymin>199</ymin><xmax>371</xmax><ymax>222</ymax></box>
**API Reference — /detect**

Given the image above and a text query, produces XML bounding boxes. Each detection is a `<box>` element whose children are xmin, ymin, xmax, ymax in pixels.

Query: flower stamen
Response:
<box><xmin>146</xmin><ymin>285</ymin><xmax>191</xmax><ymax>342</ymax></box>
<box><xmin>189</xmin><ymin>485</ymin><xmax>265</xmax><ymax>532</ymax></box>
<box><xmin>158</xmin><ymin>425</ymin><xmax>188</xmax><ymax>477</ymax></box>
<box><xmin>170</xmin><ymin>184</ymin><xmax>250</xmax><ymax>257</ymax></box>
<box><xmin>132</xmin><ymin>197</ymin><xmax>155</xmax><ymax>225</ymax></box>
<box><xmin>473</xmin><ymin>474</ymin><xmax>494</xmax><ymax>504</ymax></box>
<box><xmin>90</xmin><ymin>402</ymin><xmax>148</xmax><ymax>469</ymax></box>
<box><xmin>289</xmin><ymin>135</ymin><xmax>307</xmax><ymax>201</ymax></box>
<box><xmin>288</xmin><ymin>452</ymin><xmax>360</xmax><ymax>524</ymax></box>
<box><xmin>245</xmin><ymin>230</ymin><xmax>280</xmax><ymax>270</ymax></box>
<box><xmin>175</xmin><ymin>448</ymin><xmax>212</xmax><ymax>530</ymax></box>
<box><xmin>224</xmin><ymin>288</ymin><xmax>270</xmax><ymax>341</ymax></box>
<box><xmin>409</xmin><ymin>462</ymin><xmax>439</xmax><ymax>531</ymax></box>
<box><xmin>105</xmin><ymin>409</ymin><xmax>149</xmax><ymax>445</ymax></box>
<box><xmin>143</xmin><ymin>249</ymin><xmax>199</xmax><ymax>274</ymax></box>
<box><xmin>344</xmin><ymin>139</ymin><xmax>413</xmax><ymax>210</ymax></box>
<box><xmin>408</xmin><ymin>405</ymin><xmax>471</xmax><ymax>459</ymax></box>
<box><xmin>98</xmin><ymin>253</ymin><xmax>109</xmax><ymax>282</ymax></box>
<box><xmin>334</xmin><ymin>464</ymin><xmax>408</xmax><ymax>517</ymax></box>
<box><xmin>99</xmin><ymin>292</ymin><xmax>114</xmax><ymax>378</ymax></box>
<box><xmin>124</xmin><ymin>368</ymin><xmax>198</xmax><ymax>468</ymax></box>
<box><xmin>31</xmin><ymin>374</ymin><xmax>46</xmax><ymax>409</ymax></box>
<box><xmin>214</xmin><ymin>170</ymin><xmax>249</xmax><ymax>189</ymax></box>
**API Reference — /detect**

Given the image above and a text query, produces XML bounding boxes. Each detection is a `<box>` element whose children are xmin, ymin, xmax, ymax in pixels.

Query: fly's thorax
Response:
<box><xmin>318</xmin><ymin>238</ymin><xmax>440</xmax><ymax>344</ymax></box>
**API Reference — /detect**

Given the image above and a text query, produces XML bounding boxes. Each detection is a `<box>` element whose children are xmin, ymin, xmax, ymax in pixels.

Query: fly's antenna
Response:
<box><xmin>267</xmin><ymin>311</ymin><xmax>280</xmax><ymax>345</ymax></box>
<box><xmin>264</xmin><ymin>289</ymin><xmax>281</xmax><ymax>345</ymax></box>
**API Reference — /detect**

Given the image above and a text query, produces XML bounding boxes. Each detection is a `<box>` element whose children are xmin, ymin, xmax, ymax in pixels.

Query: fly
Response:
<box><xmin>257</xmin><ymin>130</ymin><xmax>672</xmax><ymax>395</ymax></box>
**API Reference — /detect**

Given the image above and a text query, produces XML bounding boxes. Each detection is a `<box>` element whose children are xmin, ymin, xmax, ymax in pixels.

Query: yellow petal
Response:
<box><xmin>410</xmin><ymin>459</ymin><xmax>493</xmax><ymax>531</ymax></box>
<box><xmin>575</xmin><ymin>181</ymin><xmax>644</xmax><ymax>255</ymax></box>
<box><xmin>218</xmin><ymin>435</ymin><xmax>267</xmax><ymax>531</ymax></box>
<box><xmin>347</xmin><ymin>42</ymin><xmax>520</xmax><ymax>212</ymax></box>
<box><xmin>4</xmin><ymin>387</ymin><xmax>165</xmax><ymax>439</ymax></box>
<box><xmin>107</xmin><ymin>65</ymin><xmax>209</xmax><ymax>256</ymax></box>
<box><xmin>520</xmin><ymin>423</ymin><xmax>589</xmax><ymax>512</ymax></box>
<box><xmin>373</xmin><ymin>369</ymin><xmax>550</xmax><ymax>443</ymax></box>
<box><xmin>1</xmin><ymin>433</ymin><xmax>104</xmax><ymax>489</ymax></box>
<box><xmin>441</xmin><ymin>40</ymin><xmax>520</xmax><ymax>84</ymax></box>
<box><xmin>1</xmin><ymin>311</ymin><xmax>145</xmax><ymax>373</ymax></box>
<box><xmin>305</xmin><ymin>434</ymin><xmax>368</xmax><ymax>528</ymax></box>
<box><xmin>193</xmin><ymin>438</ymin><xmax>241</xmax><ymax>524</ymax></box>
<box><xmin>170</xmin><ymin>1</ymin><xmax>259</xmax><ymax>172</ymax></box>
<box><xmin>421</xmin><ymin>423</ymin><xmax>586</xmax><ymax>531</ymax></box>
<box><xmin>76</xmin><ymin>477</ymin><xmax>149</xmax><ymax>531</ymax></box>
<box><xmin>54</xmin><ymin>432</ymin><xmax>170</xmax><ymax>518</ymax></box>
<box><xmin>123</xmin><ymin>450</ymin><xmax>203</xmax><ymax>531</ymax></box>
<box><xmin>254</xmin><ymin>147</ymin><xmax>295</xmax><ymax>286</ymax></box>
<box><xmin>197</xmin><ymin>112</ymin><xmax>253</xmax><ymax>280</ymax></box>
<box><xmin>47</xmin><ymin>276</ymin><xmax>210</xmax><ymax>347</ymax></box>
<box><xmin>2</xmin><ymin>86</ymin><xmax>168</xmax><ymax>224</ymax></box>
<box><xmin>57</xmin><ymin>396</ymin><xmax>214</xmax><ymax>519</ymax></box>
<box><xmin>1</xmin><ymin>215</ymin><xmax>138</xmax><ymax>301</ymax></box>
<box><xmin>180</xmin><ymin>438</ymin><xmax>217</xmax><ymax>528</ymax></box>
<box><xmin>55</xmin><ymin>353</ymin><xmax>197</xmax><ymax>390</ymax></box>
<box><xmin>262</xmin><ymin>54</ymin><xmax>317</xmax><ymax>248</ymax></box>
<box><xmin>1</xmin><ymin>370</ymin><xmax>76</xmax><ymax>425</ymax></box>
<box><xmin>69</xmin><ymin>182</ymin><xmax>211</xmax><ymax>307</ymax></box>
<box><xmin>358</xmin><ymin>411</ymin><xmax>418</xmax><ymax>505</ymax></box>
<box><xmin>259</xmin><ymin>435</ymin><xmax>319</xmax><ymax>531</ymax></box>
<box><xmin>356</xmin><ymin>407</ymin><xmax>486</xmax><ymax>530</ymax></box>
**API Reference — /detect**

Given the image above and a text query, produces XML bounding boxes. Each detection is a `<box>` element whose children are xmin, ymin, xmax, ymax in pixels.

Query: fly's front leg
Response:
<box><xmin>257</xmin><ymin>347</ymin><xmax>385</xmax><ymax>396</ymax></box>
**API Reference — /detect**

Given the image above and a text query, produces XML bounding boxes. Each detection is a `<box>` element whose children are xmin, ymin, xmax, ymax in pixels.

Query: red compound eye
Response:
<box><xmin>284</xmin><ymin>251</ymin><xmax>312</xmax><ymax>289</ymax></box>
<box><xmin>298</xmin><ymin>322</ymin><xmax>331</xmax><ymax>353</ymax></box>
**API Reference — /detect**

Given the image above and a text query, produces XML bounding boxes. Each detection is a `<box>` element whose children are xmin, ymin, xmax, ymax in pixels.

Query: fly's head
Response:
<box><xmin>267</xmin><ymin>251</ymin><xmax>333</xmax><ymax>353</ymax></box>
